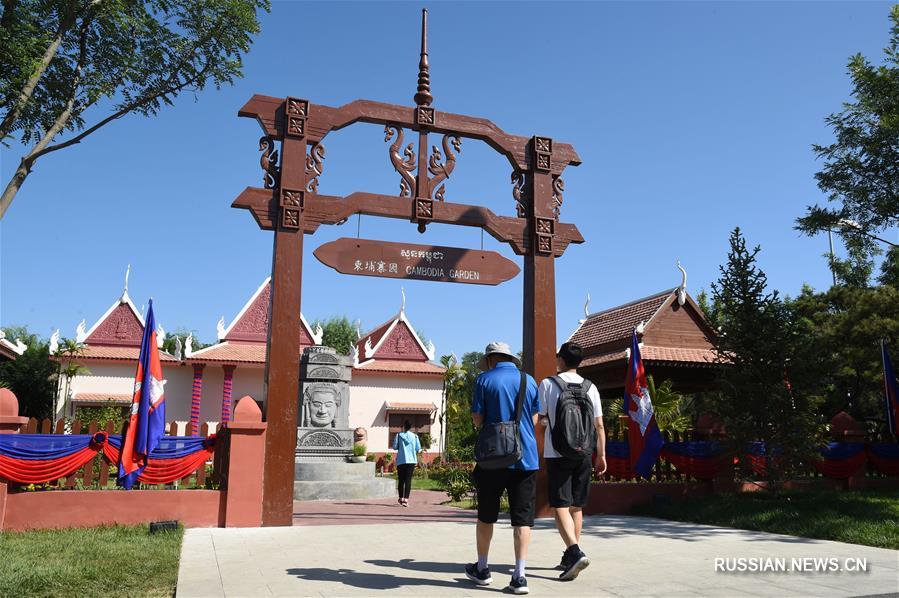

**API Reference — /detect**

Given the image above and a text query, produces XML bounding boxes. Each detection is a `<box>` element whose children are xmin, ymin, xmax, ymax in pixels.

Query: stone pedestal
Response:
<box><xmin>293</xmin><ymin>461</ymin><xmax>395</xmax><ymax>501</ymax></box>
<box><xmin>294</xmin><ymin>346</ymin><xmax>394</xmax><ymax>501</ymax></box>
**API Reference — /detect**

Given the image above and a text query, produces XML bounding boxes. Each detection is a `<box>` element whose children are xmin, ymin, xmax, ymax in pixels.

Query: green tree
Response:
<box><xmin>605</xmin><ymin>376</ymin><xmax>693</xmax><ymax>434</ymax></box>
<box><xmin>53</xmin><ymin>337</ymin><xmax>87</xmax><ymax>419</ymax></box>
<box><xmin>878</xmin><ymin>246</ymin><xmax>899</xmax><ymax>287</ymax></box>
<box><xmin>796</xmin><ymin>6</ymin><xmax>899</xmax><ymax>270</ymax></box>
<box><xmin>438</xmin><ymin>351</ymin><xmax>482</xmax><ymax>460</ymax></box>
<box><xmin>0</xmin><ymin>326</ymin><xmax>55</xmax><ymax>419</ymax></box>
<box><xmin>0</xmin><ymin>0</ymin><xmax>270</xmax><ymax>219</ymax></box>
<box><xmin>313</xmin><ymin>316</ymin><xmax>358</xmax><ymax>355</ymax></box>
<box><xmin>161</xmin><ymin>328</ymin><xmax>209</xmax><ymax>357</ymax></box>
<box><xmin>710</xmin><ymin>228</ymin><xmax>823</xmax><ymax>489</ymax></box>
<box><xmin>789</xmin><ymin>283</ymin><xmax>899</xmax><ymax>429</ymax></box>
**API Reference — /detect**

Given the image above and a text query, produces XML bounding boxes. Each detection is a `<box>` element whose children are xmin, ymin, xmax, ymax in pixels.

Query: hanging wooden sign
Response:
<box><xmin>313</xmin><ymin>238</ymin><xmax>520</xmax><ymax>286</ymax></box>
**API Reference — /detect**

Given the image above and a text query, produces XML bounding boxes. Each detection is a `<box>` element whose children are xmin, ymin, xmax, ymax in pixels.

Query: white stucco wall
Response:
<box><xmin>349</xmin><ymin>373</ymin><xmax>444</xmax><ymax>454</ymax></box>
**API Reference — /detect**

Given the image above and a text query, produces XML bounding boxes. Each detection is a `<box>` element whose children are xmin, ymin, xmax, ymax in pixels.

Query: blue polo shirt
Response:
<box><xmin>471</xmin><ymin>362</ymin><xmax>541</xmax><ymax>471</ymax></box>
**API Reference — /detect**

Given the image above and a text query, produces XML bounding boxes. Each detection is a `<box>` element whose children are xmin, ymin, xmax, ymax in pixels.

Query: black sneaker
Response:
<box><xmin>559</xmin><ymin>550</ymin><xmax>590</xmax><ymax>581</ymax></box>
<box><xmin>507</xmin><ymin>576</ymin><xmax>529</xmax><ymax>594</ymax></box>
<box><xmin>556</xmin><ymin>550</ymin><xmax>572</xmax><ymax>570</ymax></box>
<box><xmin>465</xmin><ymin>563</ymin><xmax>492</xmax><ymax>586</ymax></box>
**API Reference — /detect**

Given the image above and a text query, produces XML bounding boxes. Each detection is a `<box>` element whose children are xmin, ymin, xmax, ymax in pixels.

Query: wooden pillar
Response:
<box><xmin>189</xmin><ymin>364</ymin><xmax>205</xmax><ymax>437</ymax></box>
<box><xmin>221</xmin><ymin>365</ymin><xmax>235</xmax><ymax>424</ymax></box>
<box><xmin>522</xmin><ymin>136</ymin><xmax>559</xmax><ymax>517</ymax></box>
<box><xmin>262</xmin><ymin>97</ymin><xmax>308</xmax><ymax>526</ymax></box>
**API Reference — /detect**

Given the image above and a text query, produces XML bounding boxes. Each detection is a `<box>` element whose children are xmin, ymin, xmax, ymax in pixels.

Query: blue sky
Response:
<box><xmin>1</xmin><ymin>1</ymin><xmax>894</xmax><ymax>358</ymax></box>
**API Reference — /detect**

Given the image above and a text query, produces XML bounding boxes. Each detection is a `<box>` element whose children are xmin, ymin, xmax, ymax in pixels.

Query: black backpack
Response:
<box><xmin>548</xmin><ymin>376</ymin><xmax>597</xmax><ymax>459</ymax></box>
<box><xmin>474</xmin><ymin>371</ymin><xmax>527</xmax><ymax>469</ymax></box>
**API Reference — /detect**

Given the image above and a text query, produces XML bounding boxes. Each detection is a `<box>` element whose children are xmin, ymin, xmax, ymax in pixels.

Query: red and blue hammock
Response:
<box><xmin>0</xmin><ymin>433</ymin><xmax>214</xmax><ymax>485</ymax></box>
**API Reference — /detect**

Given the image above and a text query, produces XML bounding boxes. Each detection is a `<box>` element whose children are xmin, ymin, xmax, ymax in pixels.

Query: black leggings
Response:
<box><xmin>397</xmin><ymin>463</ymin><xmax>415</xmax><ymax>499</ymax></box>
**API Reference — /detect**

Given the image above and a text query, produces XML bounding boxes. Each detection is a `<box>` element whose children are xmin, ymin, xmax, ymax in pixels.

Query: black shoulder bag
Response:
<box><xmin>474</xmin><ymin>371</ymin><xmax>527</xmax><ymax>469</ymax></box>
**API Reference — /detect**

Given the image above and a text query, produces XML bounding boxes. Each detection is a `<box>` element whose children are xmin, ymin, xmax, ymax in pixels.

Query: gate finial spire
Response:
<box><xmin>414</xmin><ymin>8</ymin><xmax>432</xmax><ymax>106</ymax></box>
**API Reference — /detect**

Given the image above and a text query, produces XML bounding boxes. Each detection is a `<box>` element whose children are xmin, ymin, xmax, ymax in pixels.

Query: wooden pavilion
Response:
<box><xmin>567</xmin><ymin>280</ymin><xmax>720</xmax><ymax>397</ymax></box>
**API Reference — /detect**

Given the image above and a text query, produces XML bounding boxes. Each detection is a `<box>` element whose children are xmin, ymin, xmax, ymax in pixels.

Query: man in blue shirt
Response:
<box><xmin>465</xmin><ymin>342</ymin><xmax>540</xmax><ymax>595</ymax></box>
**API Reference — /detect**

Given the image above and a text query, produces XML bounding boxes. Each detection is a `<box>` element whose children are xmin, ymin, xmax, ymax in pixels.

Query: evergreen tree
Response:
<box><xmin>710</xmin><ymin>228</ymin><xmax>823</xmax><ymax>489</ymax></box>
<box><xmin>797</xmin><ymin>7</ymin><xmax>899</xmax><ymax>272</ymax></box>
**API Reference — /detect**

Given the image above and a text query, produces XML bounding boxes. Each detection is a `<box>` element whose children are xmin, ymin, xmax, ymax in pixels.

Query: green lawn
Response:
<box><xmin>633</xmin><ymin>489</ymin><xmax>899</xmax><ymax>549</ymax></box>
<box><xmin>411</xmin><ymin>477</ymin><xmax>443</xmax><ymax>491</ymax></box>
<box><xmin>0</xmin><ymin>524</ymin><xmax>183</xmax><ymax>597</ymax></box>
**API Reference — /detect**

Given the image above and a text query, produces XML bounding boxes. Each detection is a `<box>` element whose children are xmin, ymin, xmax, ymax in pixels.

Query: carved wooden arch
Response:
<box><xmin>234</xmin><ymin>96</ymin><xmax>584</xmax><ymax>255</ymax></box>
<box><xmin>234</xmin><ymin>9</ymin><xmax>584</xmax><ymax>526</ymax></box>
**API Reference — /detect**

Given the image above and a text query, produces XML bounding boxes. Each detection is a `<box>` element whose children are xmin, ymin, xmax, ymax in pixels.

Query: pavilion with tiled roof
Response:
<box><xmin>49</xmin><ymin>272</ymin><xmax>447</xmax><ymax>453</ymax></box>
<box><xmin>567</xmin><ymin>269</ymin><xmax>719</xmax><ymax>394</ymax></box>
<box><xmin>185</xmin><ymin>277</ymin><xmax>322</xmax><ymax>431</ymax></box>
<box><xmin>52</xmin><ymin>270</ymin><xmax>180</xmax><ymax>415</ymax></box>
<box><xmin>353</xmin><ymin>290</ymin><xmax>445</xmax><ymax>446</ymax></box>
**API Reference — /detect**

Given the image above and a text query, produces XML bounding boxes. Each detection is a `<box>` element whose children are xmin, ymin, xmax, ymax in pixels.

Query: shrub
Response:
<box><xmin>353</xmin><ymin>443</ymin><xmax>366</xmax><ymax>457</ymax></box>
<box><xmin>445</xmin><ymin>478</ymin><xmax>471</xmax><ymax>502</ymax></box>
<box><xmin>419</xmin><ymin>432</ymin><xmax>432</xmax><ymax>450</ymax></box>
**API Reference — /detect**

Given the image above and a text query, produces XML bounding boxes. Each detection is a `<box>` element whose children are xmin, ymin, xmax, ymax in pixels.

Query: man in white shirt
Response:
<box><xmin>538</xmin><ymin>342</ymin><xmax>606</xmax><ymax>582</ymax></box>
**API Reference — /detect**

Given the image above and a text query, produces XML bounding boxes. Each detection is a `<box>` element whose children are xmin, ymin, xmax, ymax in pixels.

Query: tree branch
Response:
<box><xmin>0</xmin><ymin>1</ymin><xmax>99</xmax><ymax>141</ymax></box>
<box><xmin>31</xmin><ymin>60</ymin><xmax>212</xmax><ymax>161</ymax></box>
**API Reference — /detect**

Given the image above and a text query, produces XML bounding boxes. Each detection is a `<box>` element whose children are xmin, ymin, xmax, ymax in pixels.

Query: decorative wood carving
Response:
<box><xmin>384</xmin><ymin>125</ymin><xmax>416</xmax><ymax>197</ymax></box>
<box><xmin>259</xmin><ymin>136</ymin><xmax>280</xmax><ymax>189</ymax></box>
<box><xmin>305</xmin><ymin>143</ymin><xmax>325</xmax><ymax>193</ymax></box>
<box><xmin>552</xmin><ymin>176</ymin><xmax>564</xmax><ymax>220</ymax></box>
<box><xmin>512</xmin><ymin>170</ymin><xmax>527</xmax><ymax>218</ymax></box>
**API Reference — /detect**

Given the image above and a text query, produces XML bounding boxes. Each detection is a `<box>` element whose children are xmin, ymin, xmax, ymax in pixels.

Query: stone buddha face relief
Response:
<box><xmin>304</xmin><ymin>383</ymin><xmax>341</xmax><ymax>428</ymax></box>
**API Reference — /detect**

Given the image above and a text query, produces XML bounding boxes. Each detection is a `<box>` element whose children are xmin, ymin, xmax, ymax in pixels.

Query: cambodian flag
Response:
<box><xmin>118</xmin><ymin>299</ymin><xmax>166</xmax><ymax>489</ymax></box>
<box><xmin>624</xmin><ymin>331</ymin><xmax>664</xmax><ymax>478</ymax></box>
<box><xmin>882</xmin><ymin>340</ymin><xmax>899</xmax><ymax>437</ymax></box>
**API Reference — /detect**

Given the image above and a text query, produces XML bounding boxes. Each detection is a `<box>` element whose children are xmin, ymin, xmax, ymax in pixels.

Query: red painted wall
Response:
<box><xmin>584</xmin><ymin>482</ymin><xmax>711</xmax><ymax>515</ymax></box>
<box><xmin>1</xmin><ymin>488</ymin><xmax>224</xmax><ymax>532</ymax></box>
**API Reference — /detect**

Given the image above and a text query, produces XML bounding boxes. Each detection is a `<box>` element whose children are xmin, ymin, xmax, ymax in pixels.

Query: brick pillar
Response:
<box><xmin>0</xmin><ymin>389</ymin><xmax>27</xmax><ymax>434</ymax></box>
<box><xmin>189</xmin><ymin>364</ymin><xmax>205</xmax><ymax>436</ymax></box>
<box><xmin>223</xmin><ymin>396</ymin><xmax>267</xmax><ymax>527</ymax></box>
<box><xmin>221</xmin><ymin>365</ymin><xmax>235</xmax><ymax>424</ymax></box>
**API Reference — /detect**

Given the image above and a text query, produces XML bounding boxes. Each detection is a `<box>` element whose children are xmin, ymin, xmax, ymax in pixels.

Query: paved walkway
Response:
<box><xmin>292</xmin><ymin>490</ymin><xmax>472</xmax><ymax>526</ymax></box>
<box><xmin>178</xmin><ymin>506</ymin><xmax>899</xmax><ymax>597</ymax></box>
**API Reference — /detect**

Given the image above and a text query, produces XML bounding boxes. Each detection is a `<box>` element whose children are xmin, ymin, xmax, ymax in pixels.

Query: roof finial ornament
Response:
<box><xmin>216</xmin><ymin>316</ymin><xmax>226</xmax><ymax>341</ymax></box>
<box><xmin>676</xmin><ymin>260</ymin><xmax>687</xmax><ymax>306</ymax></box>
<box><xmin>579</xmin><ymin>292</ymin><xmax>591</xmax><ymax>324</ymax></box>
<box><xmin>414</xmin><ymin>8</ymin><xmax>432</xmax><ymax>106</ymax></box>
<box><xmin>49</xmin><ymin>329</ymin><xmax>60</xmax><ymax>355</ymax></box>
<box><xmin>400</xmin><ymin>286</ymin><xmax>407</xmax><ymax>314</ymax></box>
<box><xmin>75</xmin><ymin>319</ymin><xmax>87</xmax><ymax>343</ymax></box>
<box><xmin>121</xmin><ymin>264</ymin><xmax>131</xmax><ymax>303</ymax></box>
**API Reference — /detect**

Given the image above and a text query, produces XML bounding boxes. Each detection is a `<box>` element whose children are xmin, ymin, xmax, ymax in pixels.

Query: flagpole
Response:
<box><xmin>883</xmin><ymin>339</ymin><xmax>898</xmax><ymax>444</ymax></box>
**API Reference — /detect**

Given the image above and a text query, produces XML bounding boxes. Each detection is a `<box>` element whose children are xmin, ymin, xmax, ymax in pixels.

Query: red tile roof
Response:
<box><xmin>384</xmin><ymin>402</ymin><xmax>437</xmax><ymax>412</ymax></box>
<box><xmin>72</xmin><ymin>345</ymin><xmax>179</xmax><ymax>362</ymax></box>
<box><xmin>568</xmin><ymin>289</ymin><xmax>673</xmax><ymax>348</ymax></box>
<box><xmin>186</xmin><ymin>341</ymin><xmax>268</xmax><ymax>365</ymax></box>
<box><xmin>354</xmin><ymin>359</ymin><xmax>445</xmax><ymax>376</ymax></box>
<box><xmin>581</xmin><ymin>346</ymin><xmax>719</xmax><ymax>368</ymax></box>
